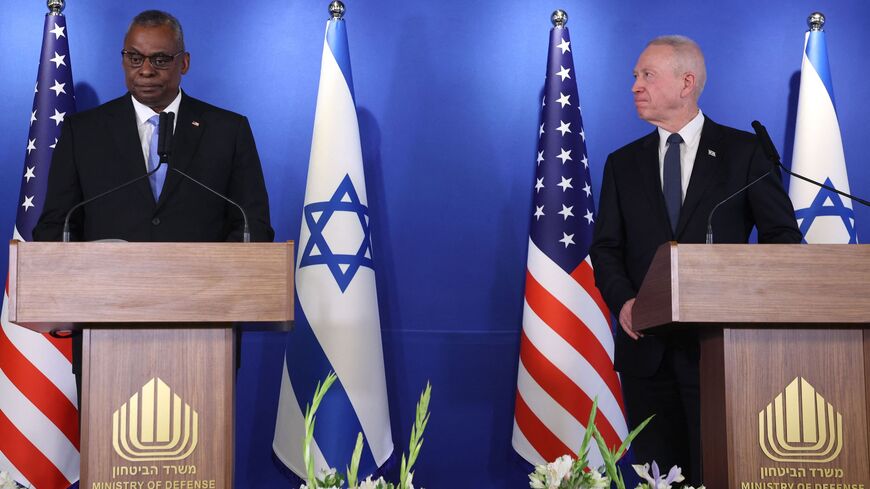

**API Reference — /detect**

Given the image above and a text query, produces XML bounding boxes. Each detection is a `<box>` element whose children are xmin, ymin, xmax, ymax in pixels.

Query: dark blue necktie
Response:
<box><xmin>663</xmin><ymin>132</ymin><xmax>683</xmax><ymax>234</ymax></box>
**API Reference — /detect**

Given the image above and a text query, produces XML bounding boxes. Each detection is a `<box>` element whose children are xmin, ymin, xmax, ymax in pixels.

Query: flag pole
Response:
<box><xmin>48</xmin><ymin>0</ymin><xmax>64</xmax><ymax>15</ymax></box>
<box><xmin>807</xmin><ymin>11</ymin><xmax>824</xmax><ymax>31</ymax></box>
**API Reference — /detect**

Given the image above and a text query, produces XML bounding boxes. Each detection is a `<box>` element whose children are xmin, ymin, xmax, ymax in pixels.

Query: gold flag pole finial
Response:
<box><xmin>329</xmin><ymin>0</ymin><xmax>345</xmax><ymax>20</ymax></box>
<box><xmin>808</xmin><ymin>12</ymin><xmax>825</xmax><ymax>32</ymax></box>
<box><xmin>47</xmin><ymin>0</ymin><xmax>64</xmax><ymax>15</ymax></box>
<box><xmin>551</xmin><ymin>9</ymin><xmax>568</xmax><ymax>28</ymax></box>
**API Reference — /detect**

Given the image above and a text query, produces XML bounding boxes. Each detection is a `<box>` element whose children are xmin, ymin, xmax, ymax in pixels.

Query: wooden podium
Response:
<box><xmin>633</xmin><ymin>243</ymin><xmax>870</xmax><ymax>489</ymax></box>
<box><xmin>7</xmin><ymin>241</ymin><xmax>294</xmax><ymax>489</ymax></box>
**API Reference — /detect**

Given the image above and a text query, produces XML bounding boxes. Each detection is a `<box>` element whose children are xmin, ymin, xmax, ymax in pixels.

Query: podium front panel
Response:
<box><xmin>701</xmin><ymin>328</ymin><xmax>869</xmax><ymax>488</ymax></box>
<box><xmin>80</xmin><ymin>326</ymin><xmax>234</xmax><ymax>488</ymax></box>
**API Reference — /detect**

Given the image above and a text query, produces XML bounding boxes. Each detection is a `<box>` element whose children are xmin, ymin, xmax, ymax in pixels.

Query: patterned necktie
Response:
<box><xmin>663</xmin><ymin>132</ymin><xmax>683</xmax><ymax>235</ymax></box>
<box><xmin>146</xmin><ymin>114</ymin><xmax>167</xmax><ymax>201</ymax></box>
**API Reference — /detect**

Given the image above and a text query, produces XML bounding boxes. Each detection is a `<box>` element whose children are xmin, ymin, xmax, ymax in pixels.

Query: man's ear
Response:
<box><xmin>180</xmin><ymin>52</ymin><xmax>190</xmax><ymax>75</ymax></box>
<box><xmin>681</xmin><ymin>72</ymin><xmax>696</xmax><ymax>99</ymax></box>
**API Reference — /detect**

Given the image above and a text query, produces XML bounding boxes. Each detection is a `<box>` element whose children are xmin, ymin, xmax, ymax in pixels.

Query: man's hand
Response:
<box><xmin>619</xmin><ymin>298</ymin><xmax>642</xmax><ymax>340</ymax></box>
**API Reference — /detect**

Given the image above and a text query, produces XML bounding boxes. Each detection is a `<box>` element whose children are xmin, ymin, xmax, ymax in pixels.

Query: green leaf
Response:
<box><xmin>400</xmin><ymin>382</ymin><xmax>431</xmax><ymax>489</ymax></box>
<box><xmin>613</xmin><ymin>414</ymin><xmax>653</xmax><ymax>461</ymax></box>
<box><xmin>346</xmin><ymin>432</ymin><xmax>364</xmax><ymax>488</ymax></box>
<box><xmin>301</xmin><ymin>372</ymin><xmax>338</xmax><ymax>488</ymax></box>
<box><xmin>592</xmin><ymin>428</ymin><xmax>619</xmax><ymax>479</ymax></box>
<box><xmin>576</xmin><ymin>397</ymin><xmax>599</xmax><ymax>468</ymax></box>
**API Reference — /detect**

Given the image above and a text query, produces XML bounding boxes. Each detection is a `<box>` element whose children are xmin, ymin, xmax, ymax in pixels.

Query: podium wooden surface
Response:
<box><xmin>633</xmin><ymin>243</ymin><xmax>870</xmax><ymax>489</ymax></box>
<box><xmin>8</xmin><ymin>241</ymin><xmax>294</xmax><ymax>489</ymax></box>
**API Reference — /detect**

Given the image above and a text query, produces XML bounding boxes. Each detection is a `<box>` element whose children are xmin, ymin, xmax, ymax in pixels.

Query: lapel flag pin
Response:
<box><xmin>708</xmin><ymin>149</ymin><xmax>716</xmax><ymax>157</ymax></box>
<box><xmin>192</xmin><ymin>120</ymin><xmax>200</xmax><ymax>127</ymax></box>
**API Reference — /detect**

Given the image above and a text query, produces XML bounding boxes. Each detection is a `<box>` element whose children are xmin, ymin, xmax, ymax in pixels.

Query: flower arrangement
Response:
<box><xmin>298</xmin><ymin>372</ymin><xmax>431</xmax><ymax>489</ymax></box>
<box><xmin>528</xmin><ymin>399</ymin><xmax>704</xmax><ymax>489</ymax></box>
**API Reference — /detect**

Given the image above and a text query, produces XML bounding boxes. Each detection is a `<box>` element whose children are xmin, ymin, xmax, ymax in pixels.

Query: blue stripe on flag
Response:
<box><xmin>326</xmin><ymin>19</ymin><xmax>355</xmax><ymax>100</ymax></box>
<box><xmin>805</xmin><ymin>31</ymin><xmax>835</xmax><ymax>108</ymax></box>
<box><xmin>284</xmin><ymin>298</ymin><xmax>378</xmax><ymax>475</ymax></box>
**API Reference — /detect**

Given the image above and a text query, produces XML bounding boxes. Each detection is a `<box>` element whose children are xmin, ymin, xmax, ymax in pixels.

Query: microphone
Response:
<box><xmin>62</xmin><ymin>111</ymin><xmax>252</xmax><ymax>243</ymax></box>
<box><xmin>62</xmin><ymin>111</ymin><xmax>176</xmax><ymax>242</ymax></box>
<box><xmin>168</xmin><ymin>166</ymin><xmax>251</xmax><ymax>243</ymax></box>
<box><xmin>157</xmin><ymin>111</ymin><xmax>173</xmax><ymax>162</ymax></box>
<box><xmin>62</xmin><ymin>163</ymin><xmax>165</xmax><ymax>242</ymax></box>
<box><xmin>705</xmin><ymin>168</ymin><xmax>774</xmax><ymax>244</ymax></box>
<box><xmin>155</xmin><ymin>111</ymin><xmax>250</xmax><ymax>242</ymax></box>
<box><xmin>750</xmin><ymin>120</ymin><xmax>781</xmax><ymax>165</ymax></box>
<box><xmin>751</xmin><ymin>120</ymin><xmax>870</xmax><ymax>209</ymax></box>
<box><xmin>156</xmin><ymin>110</ymin><xmax>250</xmax><ymax>242</ymax></box>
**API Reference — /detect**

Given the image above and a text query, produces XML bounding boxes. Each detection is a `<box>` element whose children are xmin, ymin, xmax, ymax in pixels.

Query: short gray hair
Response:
<box><xmin>128</xmin><ymin>10</ymin><xmax>185</xmax><ymax>51</ymax></box>
<box><xmin>648</xmin><ymin>35</ymin><xmax>706</xmax><ymax>99</ymax></box>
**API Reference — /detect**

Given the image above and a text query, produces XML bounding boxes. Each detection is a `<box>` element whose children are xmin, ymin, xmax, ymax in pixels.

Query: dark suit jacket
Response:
<box><xmin>590</xmin><ymin>116</ymin><xmax>801</xmax><ymax>377</ymax></box>
<box><xmin>33</xmin><ymin>92</ymin><xmax>274</xmax><ymax>243</ymax></box>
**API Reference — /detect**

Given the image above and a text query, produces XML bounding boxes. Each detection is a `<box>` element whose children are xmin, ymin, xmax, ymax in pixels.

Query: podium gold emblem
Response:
<box><xmin>758</xmin><ymin>377</ymin><xmax>842</xmax><ymax>463</ymax></box>
<box><xmin>112</xmin><ymin>378</ymin><xmax>199</xmax><ymax>462</ymax></box>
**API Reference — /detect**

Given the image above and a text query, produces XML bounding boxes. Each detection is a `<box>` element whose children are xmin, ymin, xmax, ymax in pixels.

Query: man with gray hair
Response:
<box><xmin>590</xmin><ymin>36</ymin><xmax>800</xmax><ymax>482</ymax></box>
<box><xmin>34</xmin><ymin>10</ymin><xmax>274</xmax><ymax>401</ymax></box>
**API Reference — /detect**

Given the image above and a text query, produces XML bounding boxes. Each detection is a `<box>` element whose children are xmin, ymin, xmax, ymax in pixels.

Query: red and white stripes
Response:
<box><xmin>0</xmin><ymin>229</ymin><xmax>79</xmax><ymax>489</ymax></box>
<box><xmin>513</xmin><ymin>240</ymin><xmax>627</xmax><ymax>467</ymax></box>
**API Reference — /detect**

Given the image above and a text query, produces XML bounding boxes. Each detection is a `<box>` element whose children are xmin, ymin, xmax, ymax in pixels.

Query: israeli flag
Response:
<box><xmin>789</xmin><ymin>26</ymin><xmax>858</xmax><ymax>243</ymax></box>
<box><xmin>273</xmin><ymin>15</ymin><xmax>393</xmax><ymax>479</ymax></box>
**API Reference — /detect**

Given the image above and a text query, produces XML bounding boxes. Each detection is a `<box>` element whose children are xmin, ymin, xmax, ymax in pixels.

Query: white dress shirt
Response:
<box><xmin>131</xmin><ymin>90</ymin><xmax>182</xmax><ymax>171</ymax></box>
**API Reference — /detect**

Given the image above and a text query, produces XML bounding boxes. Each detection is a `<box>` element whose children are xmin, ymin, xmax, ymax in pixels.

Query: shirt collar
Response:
<box><xmin>131</xmin><ymin>90</ymin><xmax>183</xmax><ymax>127</ymax></box>
<box><xmin>657</xmin><ymin>109</ymin><xmax>704</xmax><ymax>149</ymax></box>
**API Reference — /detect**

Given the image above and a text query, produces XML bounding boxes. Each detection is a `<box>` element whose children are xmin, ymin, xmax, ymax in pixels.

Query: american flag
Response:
<box><xmin>0</xmin><ymin>10</ymin><xmax>80</xmax><ymax>489</ymax></box>
<box><xmin>512</xmin><ymin>22</ymin><xmax>628</xmax><ymax>467</ymax></box>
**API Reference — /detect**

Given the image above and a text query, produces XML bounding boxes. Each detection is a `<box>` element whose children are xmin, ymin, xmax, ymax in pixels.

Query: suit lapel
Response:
<box><xmin>675</xmin><ymin>117</ymin><xmax>724</xmax><ymax>237</ymax></box>
<box><xmin>637</xmin><ymin>130</ymin><xmax>673</xmax><ymax>236</ymax></box>
<box><xmin>107</xmin><ymin>94</ymin><xmax>155</xmax><ymax>207</ymax></box>
<box><xmin>157</xmin><ymin>93</ymin><xmax>205</xmax><ymax>208</ymax></box>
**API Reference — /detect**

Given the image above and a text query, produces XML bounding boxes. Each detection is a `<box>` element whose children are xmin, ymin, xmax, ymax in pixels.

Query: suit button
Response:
<box><xmin>152</xmin><ymin>217</ymin><xmax>160</xmax><ymax>225</ymax></box>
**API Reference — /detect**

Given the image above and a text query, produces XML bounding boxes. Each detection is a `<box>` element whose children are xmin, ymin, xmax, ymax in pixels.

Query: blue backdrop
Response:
<box><xmin>1</xmin><ymin>1</ymin><xmax>868</xmax><ymax>487</ymax></box>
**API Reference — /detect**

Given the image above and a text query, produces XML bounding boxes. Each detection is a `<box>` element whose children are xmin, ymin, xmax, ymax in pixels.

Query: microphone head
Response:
<box><xmin>751</xmin><ymin>120</ymin><xmax>781</xmax><ymax>166</ymax></box>
<box><xmin>157</xmin><ymin>111</ymin><xmax>174</xmax><ymax>162</ymax></box>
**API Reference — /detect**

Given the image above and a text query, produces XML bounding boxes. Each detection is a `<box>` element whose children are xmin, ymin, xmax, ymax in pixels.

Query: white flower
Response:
<box><xmin>546</xmin><ymin>455</ymin><xmax>574</xmax><ymax>485</ymax></box>
<box><xmin>529</xmin><ymin>454</ymin><xmax>577</xmax><ymax>489</ymax></box>
<box><xmin>529</xmin><ymin>472</ymin><xmax>547</xmax><ymax>489</ymax></box>
<box><xmin>358</xmin><ymin>475</ymin><xmax>386</xmax><ymax>489</ymax></box>
<box><xmin>0</xmin><ymin>471</ymin><xmax>19</xmax><ymax>489</ymax></box>
<box><xmin>586</xmin><ymin>468</ymin><xmax>611</xmax><ymax>489</ymax></box>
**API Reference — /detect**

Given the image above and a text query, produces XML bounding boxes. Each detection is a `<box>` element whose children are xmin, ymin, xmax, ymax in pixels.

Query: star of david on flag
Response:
<box><xmin>273</xmin><ymin>13</ymin><xmax>393</xmax><ymax>483</ymax></box>
<box><xmin>0</xmin><ymin>9</ymin><xmax>80</xmax><ymax>489</ymax></box>
<box><xmin>788</xmin><ymin>23</ymin><xmax>858</xmax><ymax>243</ymax></box>
<box><xmin>300</xmin><ymin>174</ymin><xmax>373</xmax><ymax>293</ymax></box>
<box><xmin>512</xmin><ymin>22</ymin><xmax>627</xmax><ymax>468</ymax></box>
